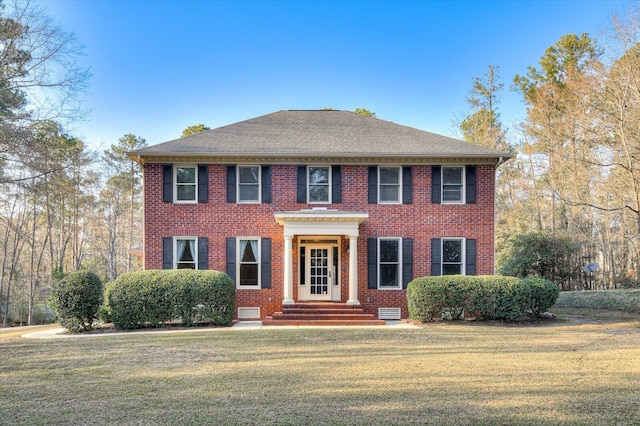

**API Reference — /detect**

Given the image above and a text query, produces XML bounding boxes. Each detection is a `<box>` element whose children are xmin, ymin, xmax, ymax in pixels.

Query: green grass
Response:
<box><xmin>1</xmin><ymin>311</ymin><xmax>640</xmax><ymax>425</ymax></box>
<box><xmin>555</xmin><ymin>289</ymin><xmax>640</xmax><ymax>314</ymax></box>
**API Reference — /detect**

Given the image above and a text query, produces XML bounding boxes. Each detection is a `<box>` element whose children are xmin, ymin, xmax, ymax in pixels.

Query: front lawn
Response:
<box><xmin>1</xmin><ymin>311</ymin><xmax>639</xmax><ymax>425</ymax></box>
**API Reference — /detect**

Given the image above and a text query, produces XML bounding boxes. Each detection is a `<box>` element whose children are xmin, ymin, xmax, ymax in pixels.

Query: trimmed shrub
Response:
<box><xmin>407</xmin><ymin>275</ymin><xmax>530</xmax><ymax>322</ymax></box>
<box><xmin>108</xmin><ymin>270</ymin><xmax>235</xmax><ymax>330</ymax></box>
<box><xmin>53</xmin><ymin>271</ymin><xmax>104</xmax><ymax>332</ymax></box>
<box><xmin>524</xmin><ymin>277</ymin><xmax>559</xmax><ymax>316</ymax></box>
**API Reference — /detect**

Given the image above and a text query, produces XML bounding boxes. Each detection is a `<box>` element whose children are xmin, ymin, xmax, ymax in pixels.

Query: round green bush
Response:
<box><xmin>108</xmin><ymin>270</ymin><xmax>235</xmax><ymax>330</ymax></box>
<box><xmin>53</xmin><ymin>271</ymin><xmax>103</xmax><ymax>332</ymax></box>
<box><xmin>523</xmin><ymin>277</ymin><xmax>559</xmax><ymax>316</ymax></box>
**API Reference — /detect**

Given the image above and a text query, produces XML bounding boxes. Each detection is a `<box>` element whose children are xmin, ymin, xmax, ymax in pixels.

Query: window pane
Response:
<box><xmin>443</xmin><ymin>264</ymin><xmax>462</xmax><ymax>275</ymax></box>
<box><xmin>178</xmin><ymin>242</ymin><xmax>194</xmax><ymax>262</ymax></box>
<box><xmin>177</xmin><ymin>262</ymin><xmax>195</xmax><ymax>269</ymax></box>
<box><xmin>380</xmin><ymin>240</ymin><xmax>399</xmax><ymax>262</ymax></box>
<box><xmin>309</xmin><ymin>185</ymin><xmax>329</xmax><ymax>202</ymax></box>
<box><xmin>443</xmin><ymin>167</ymin><xmax>462</xmax><ymax>185</ymax></box>
<box><xmin>442</xmin><ymin>186</ymin><xmax>462</xmax><ymax>202</ymax></box>
<box><xmin>177</xmin><ymin>185</ymin><xmax>196</xmax><ymax>201</ymax></box>
<box><xmin>239</xmin><ymin>264</ymin><xmax>258</xmax><ymax>286</ymax></box>
<box><xmin>240</xmin><ymin>241</ymin><xmax>256</xmax><ymax>262</ymax></box>
<box><xmin>176</xmin><ymin>167</ymin><xmax>196</xmax><ymax>184</ymax></box>
<box><xmin>380</xmin><ymin>186</ymin><xmax>399</xmax><ymax>202</ymax></box>
<box><xmin>380</xmin><ymin>264</ymin><xmax>398</xmax><ymax>287</ymax></box>
<box><xmin>380</xmin><ymin>167</ymin><xmax>399</xmax><ymax>184</ymax></box>
<box><xmin>239</xmin><ymin>185</ymin><xmax>259</xmax><ymax>201</ymax></box>
<box><xmin>442</xmin><ymin>240</ymin><xmax>462</xmax><ymax>263</ymax></box>
<box><xmin>309</xmin><ymin>167</ymin><xmax>329</xmax><ymax>184</ymax></box>
<box><xmin>239</xmin><ymin>167</ymin><xmax>259</xmax><ymax>184</ymax></box>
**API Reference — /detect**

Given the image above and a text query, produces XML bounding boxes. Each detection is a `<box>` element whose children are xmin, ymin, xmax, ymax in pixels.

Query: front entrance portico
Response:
<box><xmin>274</xmin><ymin>209</ymin><xmax>368</xmax><ymax>306</ymax></box>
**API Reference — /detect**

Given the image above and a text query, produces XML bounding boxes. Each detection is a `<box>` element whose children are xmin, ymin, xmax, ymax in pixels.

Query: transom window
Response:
<box><xmin>238</xmin><ymin>166</ymin><xmax>260</xmax><ymax>203</ymax></box>
<box><xmin>175</xmin><ymin>237</ymin><xmax>197</xmax><ymax>269</ymax></box>
<box><xmin>442</xmin><ymin>239</ymin><xmax>463</xmax><ymax>275</ymax></box>
<box><xmin>442</xmin><ymin>167</ymin><xmax>464</xmax><ymax>203</ymax></box>
<box><xmin>238</xmin><ymin>238</ymin><xmax>260</xmax><ymax>288</ymax></box>
<box><xmin>175</xmin><ymin>166</ymin><xmax>197</xmax><ymax>202</ymax></box>
<box><xmin>308</xmin><ymin>166</ymin><xmax>331</xmax><ymax>203</ymax></box>
<box><xmin>379</xmin><ymin>167</ymin><xmax>401</xmax><ymax>203</ymax></box>
<box><xmin>379</xmin><ymin>238</ymin><xmax>401</xmax><ymax>289</ymax></box>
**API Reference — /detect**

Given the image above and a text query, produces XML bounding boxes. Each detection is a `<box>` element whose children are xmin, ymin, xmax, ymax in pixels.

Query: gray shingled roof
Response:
<box><xmin>129</xmin><ymin>110</ymin><xmax>511</xmax><ymax>162</ymax></box>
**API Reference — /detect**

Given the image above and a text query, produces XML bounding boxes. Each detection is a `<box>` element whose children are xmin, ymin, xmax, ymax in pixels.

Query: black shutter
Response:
<box><xmin>466</xmin><ymin>165</ymin><xmax>476</xmax><ymax>204</ymax></box>
<box><xmin>332</xmin><ymin>166</ymin><xmax>342</xmax><ymax>204</ymax></box>
<box><xmin>402</xmin><ymin>238</ymin><xmax>413</xmax><ymax>289</ymax></box>
<box><xmin>402</xmin><ymin>166</ymin><xmax>413</xmax><ymax>205</ymax></box>
<box><xmin>465</xmin><ymin>239</ymin><xmax>477</xmax><ymax>276</ymax></box>
<box><xmin>261</xmin><ymin>238</ymin><xmax>271</xmax><ymax>288</ymax></box>
<box><xmin>431</xmin><ymin>166</ymin><xmax>441</xmax><ymax>204</ymax></box>
<box><xmin>198</xmin><ymin>165</ymin><xmax>208</xmax><ymax>203</ymax></box>
<box><xmin>227</xmin><ymin>165</ymin><xmax>236</xmax><ymax>203</ymax></box>
<box><xmin>198</xmin><ymin>237</ymin><xmax>209</xmax><ymax>270</ymax></box>
<box><xmin>226</xmin><ymin>237</ymin><xmax>236</xmax><ymax>284</ymax></box>
<box><xmin>367</xmin><ymin>238</ymin><xmax>377</xmax><ymax>289</ymax></box>
<box><xmin>162</xmin><ymin>165</ymin><xmax>173</xmax><ymax>203</ymax></box>
<box><xmin>162</xmin><ymin>237</ymin><xmax>173</xmax><ymax>269</ymax></box>
<box><xmin>261</xmin><ymin>166</ymin><xmax>272</xmax><ymax>203</ymax></box>
<box><xmin>431</xmin><ymin>238</ymin><xmax>442</xmax><ymax>276</ymax></box>
<box><xmin>368</xmin><ymin>166</ymin><xmax>377</xmax><ymax>204</ymax></box>
<box><xmin>297</xmin><ymin>166</ymin><xmax>307</xmax><ymax>203</ymax></box>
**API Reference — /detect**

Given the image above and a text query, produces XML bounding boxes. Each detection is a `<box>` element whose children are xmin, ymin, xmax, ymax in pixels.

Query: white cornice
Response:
<box><xmin>132</xmin><ymin>154</ymin><xmax>506</xmax><ymax>166</ymax></box>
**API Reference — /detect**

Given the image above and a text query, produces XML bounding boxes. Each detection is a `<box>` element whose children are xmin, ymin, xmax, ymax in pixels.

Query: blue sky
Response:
<box><xmin>44</xmin><ymin>0</ymin><xmax>630</xmax><ymax>150</ymax></box>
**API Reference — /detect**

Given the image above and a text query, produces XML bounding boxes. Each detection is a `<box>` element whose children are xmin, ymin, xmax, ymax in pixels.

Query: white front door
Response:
<box><xmin>301</xmin><ymin>243</ymin><xmax>339</xmax><ymax>301</ymax></box>
<box><xmin>308</xmin><ymin>246</ymin><xmax>331</xmax><ymax>300</ymax></box>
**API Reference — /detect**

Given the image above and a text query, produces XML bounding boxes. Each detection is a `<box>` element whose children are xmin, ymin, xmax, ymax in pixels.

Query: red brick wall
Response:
<box><xmin>143</xmin><ymin>164</ymin><xmax>496</xmax><ymax>319</ymax></box>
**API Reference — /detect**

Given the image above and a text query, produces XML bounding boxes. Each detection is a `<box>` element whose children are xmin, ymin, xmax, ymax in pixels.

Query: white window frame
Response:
<box><xmin>441</xmin><ymin>166</ymin><xmax>465</xmax><ymax>204</ymax></box>
<box><xmin>441</xmin><ymin>237</ymin><xmax>465</xmax><ymax>275</ymax></box>
<box><xmin>174</xmin><ymin>165</ymin><xmax>198</xmax><ymax>203</ymax></box>
<box><xmin>378</xmin><ymin>166</ymin><xmax>402</xmax><ymax>204</ymax></box>
<box><xmin>174</xmin><ymin>236</ymin><xmax>198</xmax><ymax>269</ymax></box>
<box><xmin>307</xmin><ymin>166</ymin><xmax>332</xmax><ymax>204</ymax></box>
<box><xmin>237</xmin><ymin>237</ymin><xmax>261</xmax><ymax>289</ymax></box>
<box><xmin>378</xmin><ymin>237</ymin><xmax>402</xmax><ymax>290</ymax></box>
<box><xmin>237</xmin><ymin>165</ymin><xmax>261</xmax><ymax>203</ymax></box>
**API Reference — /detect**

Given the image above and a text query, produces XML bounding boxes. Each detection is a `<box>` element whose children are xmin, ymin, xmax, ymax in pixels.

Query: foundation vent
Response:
<box><xmin>238</xmin><ymin>307</ymin><xmax>260</xmax><ymax>319</ymax></box>
<box><xmin>378</xmin><ymin>307</ymin><xmax>401</xmax><ymax>320</ymax></box>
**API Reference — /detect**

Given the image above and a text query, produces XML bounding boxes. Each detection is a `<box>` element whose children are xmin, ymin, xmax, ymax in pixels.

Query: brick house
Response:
<box><xmin>129</xmin><ymin>110</ymin><xmax>510</xmax><ymax>324</ymax></box>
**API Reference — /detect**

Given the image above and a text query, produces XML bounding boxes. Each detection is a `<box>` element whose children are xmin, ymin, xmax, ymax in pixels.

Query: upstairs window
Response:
<box><xmin>442</xmin><ymin>167</ymin><xmax>464</xmax><ymax>203</ymax></box>
<box><xmin>175</xmin><ymin>166</ymin><xmax>197</xmax><ymax>202</ymax></box>
<box><xmin>431</xmin><ymin>165</ymin><xmax>476</xmax><ymax>205</ymax></box>
<box><xmin>379</xmin><ymin>167</ymin><xmax>401</xmax><ymax>203</ymax></box>
<box><xmin>163</xmin><ymin>165</ymin><xmax>208</xmax><ymax>204</ymax></box>
<box><xmin>308</xmin><ymin>166</ymin><xmax>331</xmax><ymax>203</ymax></box>
<box><xmin>238</xmin><ymin>166</ymin><xmax>260</xmax><ymax>203</ymax></box>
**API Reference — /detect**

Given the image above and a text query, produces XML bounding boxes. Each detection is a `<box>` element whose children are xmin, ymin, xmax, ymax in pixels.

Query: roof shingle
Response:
<box><xmin>130</xmin><ymin>110</ymin><xmax>511</xmax><ymax>163</ymax></box>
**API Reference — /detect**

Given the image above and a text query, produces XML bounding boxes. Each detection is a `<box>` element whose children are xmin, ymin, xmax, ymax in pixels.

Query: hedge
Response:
<box><xmin>108</xmin><ymin>270</ymin><xmax>235</xmax><ymax>330</ymax></box>
<box><xmin>53</xmin><ymin>271</ymin><xmax>104</xmax><ymax>332</ymax></box>
<box><xmin>407</xmin><ymin>275</ymin><xmax>531</xmax><ymax>322</ymax></box>
<box><xmin>523</xmin><ymin>277</ymin><xmax>559</xmax><ymax>316</ymax></box>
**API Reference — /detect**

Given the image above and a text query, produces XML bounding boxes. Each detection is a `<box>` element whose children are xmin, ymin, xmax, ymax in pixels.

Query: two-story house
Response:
<box><xmin>129</xmin><ymin>110</ymin><xmax>510</xmax><ymax>324</ymax></box>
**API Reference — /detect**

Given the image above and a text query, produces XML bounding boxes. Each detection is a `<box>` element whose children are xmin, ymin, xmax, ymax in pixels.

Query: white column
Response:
<box><xmin>347</xmin><ymin>235</ymin><xmax>360</xmax><ymax>305</ymax></box>
<box><xmin>282</xmin><ymin>234</ymin><xmax>294</xmax><ymax>305</ymax></box>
